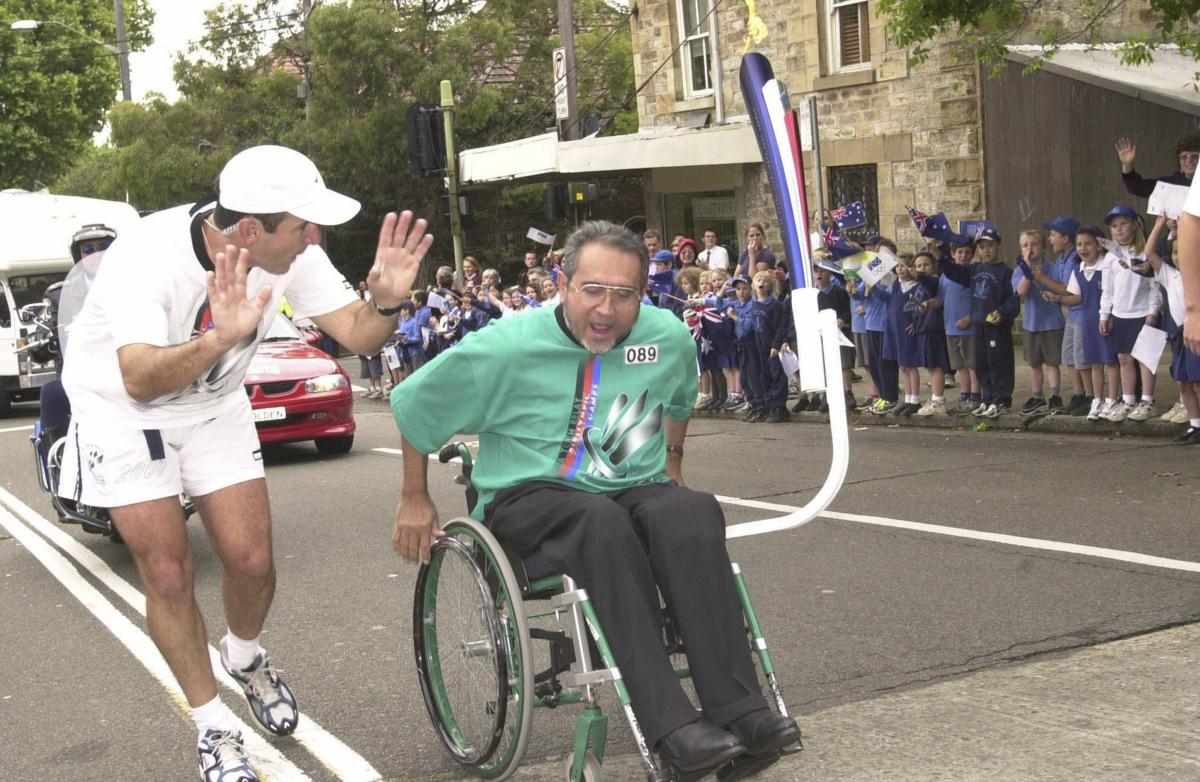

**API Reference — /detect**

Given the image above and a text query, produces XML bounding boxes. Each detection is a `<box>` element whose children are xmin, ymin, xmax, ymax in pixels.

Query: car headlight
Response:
<box><xmin>305</xmin><ymin>374</ymin><xmax>348</xmax><ymax>393</ymax></box>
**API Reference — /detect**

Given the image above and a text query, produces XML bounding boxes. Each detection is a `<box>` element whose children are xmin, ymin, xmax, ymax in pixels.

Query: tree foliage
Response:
<box><xmin>877</xmin><ymin>0</ymin><xmax>1200</xmax><ymax>74</ymax></box>
<box><xmin>51</xmin><ymin>0</ymin><xmax>636</xmax><ymax>283</ymax></box>
<box><xmin>0</xmin><ymin>0</ymin><xmax>153</xmax><ymax>188</ymax></box>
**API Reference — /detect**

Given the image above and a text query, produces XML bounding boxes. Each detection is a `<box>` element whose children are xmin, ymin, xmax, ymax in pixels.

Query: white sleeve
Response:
<box><xmin>1099</xmin><ymin>253</ymin><xmax>1115</xmax><ymax>318</ymax></box>
<box><xmin>281</xmin><ymin>246</ymin><xmax>358</xmax><ymax>321</ymax></box>
<box><xmin>1150</xmin><ymin>279</ymin><xmax>1164</xmax><ymax>314</ymax></box>
<box><xmin>1185</xmin><ymin>177</ymin><xmax>1200</xmax><ymax>217</ymax></box>
<box><xmin>1066</xmin><ymin>273</ymin><xmax>1080</xmax><ymax>296</ymax></box>
<box><xmin>104</xmin><ymin>257</ymin><xmax>172</xmax><ymax>349</ymax></box>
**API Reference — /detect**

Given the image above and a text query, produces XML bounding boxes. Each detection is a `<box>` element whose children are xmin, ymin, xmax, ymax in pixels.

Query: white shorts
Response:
<box><xmin>58</xmin><ymin>403</ymin><xmax>265</xmax><ymax>508</ymax></box>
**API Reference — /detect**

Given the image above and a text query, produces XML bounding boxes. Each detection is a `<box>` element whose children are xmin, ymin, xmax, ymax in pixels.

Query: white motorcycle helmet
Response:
<box><xmin>69</xmin><ymin>223</ymin><xmax>118</xmax><ymax>263</ymax></box>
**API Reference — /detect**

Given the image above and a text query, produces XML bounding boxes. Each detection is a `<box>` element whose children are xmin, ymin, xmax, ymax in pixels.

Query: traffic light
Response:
<box><xmin>544</xmin><ymin>183</ymin><xmax>567</xmax><ymax>221</ymax></box>
<box><xmin>407</xmin><ymin>103</ymin><xmax>446</xmax><ymax>178</ymax></box>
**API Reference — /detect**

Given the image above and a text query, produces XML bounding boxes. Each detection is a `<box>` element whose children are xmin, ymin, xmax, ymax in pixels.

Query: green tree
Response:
<box><xmin>0</xmin><ymin>0</ymin><xmax>153</xmax><ymax>188</ymax></box>
<box><xmin>878</xmin><ymin>0</ymin><xmax>1200</xmax><ymax>74</ymax></box>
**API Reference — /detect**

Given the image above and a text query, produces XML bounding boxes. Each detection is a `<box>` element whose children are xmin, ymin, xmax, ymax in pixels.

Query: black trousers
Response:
<box><xmin>975</xmin><ymin>325</ymin><xmax>1014</xmax><ymax>405</ymax></box>
<box><xmin>486</xmin><ymin>481</ymin><xmax>767</xmax><ymax>746</ymax></box>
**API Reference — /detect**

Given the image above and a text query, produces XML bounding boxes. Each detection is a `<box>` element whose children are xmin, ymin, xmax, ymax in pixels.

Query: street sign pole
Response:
<box><xmin>441</xmin><ymin>80</ymin><xmax>465</xmax><ymax>276</ymax></box>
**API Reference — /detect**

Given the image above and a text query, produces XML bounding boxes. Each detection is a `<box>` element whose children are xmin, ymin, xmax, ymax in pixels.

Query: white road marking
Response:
<box><xmin>716</xmin><ymin>494</ymin><xmax>1200</xmax><ymax>574</ymax></box>
<box><xmin>0</xmin><ymin>487</ymin><xmax>382</xmax><ymax>781</ymax></box>
<box><xmin>0</xmin><ymin>424</ymin><xmax>35</xmax><ymax>434</ymax></box>
<box><xmin>372</xmin><ymin>443</ymin><xmax>478</xmax><ymax>463</ymax></box>
<box><xmin>0</xmin><ymin>504</ymin><xmax>310</xmax><ymax>782</ymax></box>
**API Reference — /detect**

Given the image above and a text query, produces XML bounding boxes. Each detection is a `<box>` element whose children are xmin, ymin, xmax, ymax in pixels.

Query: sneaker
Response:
<box><xmin>1103</xmin><ymin>400</ymin><xmax>1133</xmax><ymax>422</ymax></box>
<box><xmin>817</xmin><ymin>396</ymin><xmax>830</xmax><ymax>413</ymax></box>
<box><xmin>723</xmin><ymin>394</ymin><xmax>746</xmax><ymax>411</ymax></box>
<box><xmin>844</xmin><ymin>391</ymin><xmax>857</xmax><ymax>411</ymax></box>
<box><xmin>198</xmin><ymin>729</ymin><xmax>258</xmax><ymax>782</ymax></box>
<box><xmin>1175</xmin><ymin>426</ymin><xmax>1200</xmax><ymax>444</ymax></box>
<box><xmin>916</xmin><ymin>399</ymin><xmax>947</xmax><ymax>416</ymax></box>
<box><xmin>1128</xmin><ymin>399</ymin><xmax>1155</xmax><ymax>422</ymax></box>
<box><xmin>1069</xmin><ymin>395</ymin><xmax>1094</xmax><ymax>417</ymax></box>
<box><xmin>856</xmin><ymin>395</ymin><xmax>879</xmax><ymax>411</ymax></box>
<box><xmin>850</xmin><ymin>371</ymin><xmax>863</xmax><ymax>382</ymax></box>
<box><xmin>868</xmin><ymin>398</ymin><xmax>893</xmax><ymax>415</ymax></box>
<box><xmin>805</xmin><ymin>394</ymin><xmax>824</xmax><ymax>412</ymax></box>
<box><xmin>789</xmin><ymin>397</ymin><xmax>809</xmax><ymax>414</ymax></box>
<box><xmin>948</xmin><ymin>399</ymin><xmax>976</xmax><ymax>416</ymax></box>
<box><xmin>368</xmin><ymin>389</ymin><xmax>384</xmax><ymax>400</ymax></box>
<box><xmin>220</xmin><ymin>642</ymin><xmax>299</xmax><ymax>736</ymax></box>
<box><xmin>1086</xmin><ymin>398</ymin><xmax>1104</xmax><ymax>421</ymax></box>
<box><xmin>748</xmin><ymin>408</ymin><xmax>769</xmax><ymax>423</ymax></box>
<box><xmin>1160</xmin><ymin>401</ymin><xmax>1187</xmax><ymax>424</ymax></box>
<box><xmin>971</xmin><ymin>402</ymin><xmax>990</xmax><ymax>417</ymax></box>
<box><xmin>982</xmin><ymin>403</ymin><xmax>1008</xmax><ymax>419</ymax></box>
<box><xmin>892</xmin><ymin>402</ymin><xmax>918</xmax><ymax>417</ymax></box>
<box><xmin>693</xmin><ymin>393</ymin><xmax>712</xmax><ymax>410</ymax></box>
<box><xmin>1059</xmin><ymin>394</ymin><xmax>1084</xmax><ymax>416</ymax></box>
<box><xmin>1046</xmin><ymin>395</ymin><xmax>1064</xmax><ymax>414</ymax></box>
<box><xmin>1018</xmin><ymin>396</ymin><xmax>1048</xmax><ymax>417</ymax></box>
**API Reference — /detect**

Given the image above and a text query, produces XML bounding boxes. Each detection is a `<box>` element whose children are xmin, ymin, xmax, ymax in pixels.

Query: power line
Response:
<box><xmin>595</xmin><ymin>0</ymin><xmax>730</xmax><ymax>137</ymax></box>
<box><xmin>485</xmin><ymin>7</ymin><xmax>635</xmax><ymax>145</ymax></box>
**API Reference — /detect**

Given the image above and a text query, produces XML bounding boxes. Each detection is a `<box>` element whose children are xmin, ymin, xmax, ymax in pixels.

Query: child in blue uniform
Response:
<box><xmin>913</xmin><ymin>252</ymin><xmax>950</xmax><ymax>416</ymax></box>
<box><xmin>1013</xmin><ymin>228</ymin><xmax>1069</xmax><ymax>415</ymax></box>
<box><xmin>871</xmin><ymin>255</ymin><xmax>940</xmax><ymax>416</ymax></box>
<box><xmin>726</xmin><ymin>277</ymin><xmax>761</xmax><ymax>420</ymax></box>
<box><xmin>941</xmin><ymin>239</ymin><xmax>980</xmax><ymax>414</ymax></box>
<box><xmin>938</xmin><ymin>228</ymin><xmax>1021</xmax><ymax>418</ymax></box>
<box><xmin>1146</xmin><ymin>215</ymin><xmax>1200</xmax><ymax>441</ymax></box>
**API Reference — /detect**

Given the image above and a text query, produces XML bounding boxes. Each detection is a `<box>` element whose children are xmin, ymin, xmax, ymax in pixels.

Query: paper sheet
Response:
<box><xmin>779</xmin><ymin>348</ymin><xmax>801</xmax><ymax>378</ymax></box>
<box><xmin>858</xmin><ymin>249</ymin><xmax>897</xmax><ymax>288</ymax></box>
<box><xmin>1147</xmin><ymin>182</ymin><xmax>1190</xmax><ymax>220</ymax></box>
<box><xmin>1131</xmin><ymin>324</ymin><xmax>1168</xmax><ymax>370</ymax></box>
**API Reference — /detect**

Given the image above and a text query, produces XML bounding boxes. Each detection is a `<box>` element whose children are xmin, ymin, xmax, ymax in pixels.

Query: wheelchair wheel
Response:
<box><xmin>564</xmin><ymin>751</ymin><xmax>603</xmax><ymax>781</ymax></box>
<box><xmin>413</xmin><ymin>518</ymin><xmax>533</xmax><ymax>780</ymax></box>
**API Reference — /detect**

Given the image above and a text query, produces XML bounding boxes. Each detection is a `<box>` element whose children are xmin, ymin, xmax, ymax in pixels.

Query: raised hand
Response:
<box><xmin>207</xmin><ymin>244</ymin><xmax>272</xmax><ymax>350</ymax></box>
<box><xmin>1115</xmin><ymin>137</ymin><xmax>1137</xmax><ymax>172</ymax></box>
<box><xmin>368</xmin><ymin>211</ymin><xmax>434</xmax><ymax>309</ymax></box>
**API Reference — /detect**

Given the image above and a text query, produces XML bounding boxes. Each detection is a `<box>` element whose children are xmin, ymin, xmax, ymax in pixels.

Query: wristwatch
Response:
<box><xmin>665</xmin><ymin>444</ymin><xmax>684</xmax><ymax>456</ymax></box>
<box><xmin>374</xmin><ymin>301</ymin><xmax>403</xmax><ymax>317</ymax></box>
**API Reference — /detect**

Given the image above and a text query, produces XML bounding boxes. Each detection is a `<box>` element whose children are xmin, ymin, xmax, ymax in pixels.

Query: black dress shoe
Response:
<box><xmin>726</xmin><ymin>708</ymin><xmax>801</xmax><ymax>757</ymax></box>
<box><xmin>657</xmin><ymin>720</ymin><xmax>747</xmax><ymax>782</ymax></box>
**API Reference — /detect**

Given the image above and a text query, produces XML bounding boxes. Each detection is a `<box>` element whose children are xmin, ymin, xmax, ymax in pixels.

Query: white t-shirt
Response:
<box><xmin>698</xmin><ymin>245</ymin><xmax>730</xmax><ymax>271</ymax></box>
<box><xmin>1098</xmin><ymin>249</ymin><xmax>1155</xmax><ymax>319</ymax></box>
<box><xmin>62</xmin><ymin>203</ymin><xmax>358</xmax><ymax>427</ymax></box>
<box><xmin>1155</xmin><ymin>263</ymin><xmax>1186</xmax><ymax>326</ymax></box>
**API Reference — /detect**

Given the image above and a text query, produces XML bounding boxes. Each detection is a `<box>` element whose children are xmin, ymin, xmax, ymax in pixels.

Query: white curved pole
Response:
<box><xmin>725</xmin><ymin>292</ymin><xmax>850</xmax><ymax>539</ymax></box>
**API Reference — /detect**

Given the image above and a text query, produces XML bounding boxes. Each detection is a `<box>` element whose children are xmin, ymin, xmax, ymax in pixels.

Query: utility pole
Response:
<box><xmin>111</xmin><ymin>0</ymin><xmax>131</xmax><ymax>100</ymax></box>
<box><xmin>441</xmin><ymin>80</ymin><xmax>465</xmax><ymax>276</ymax></box>
<box><xmin>556</xmin><ymin>0</ymin><xmax>579</xmax><ymax>140</ymax></box>
<box><xmin>301</xmin><ymin>0</ymin><xmax>312</xmax><ymax>121</ymax></box>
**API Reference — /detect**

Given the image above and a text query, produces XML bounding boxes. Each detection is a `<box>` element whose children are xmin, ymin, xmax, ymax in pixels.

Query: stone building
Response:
<box><xmin>460</xmin><ymin>1</ymin><xmax>1196</xmax><ymax>264</ymax></box>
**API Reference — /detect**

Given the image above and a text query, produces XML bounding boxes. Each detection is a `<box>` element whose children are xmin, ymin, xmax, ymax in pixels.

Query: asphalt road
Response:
<box><xmin>1</xmin><ymin>394</ymin><xmax>1198</xmax><ymax>781</ymax></box>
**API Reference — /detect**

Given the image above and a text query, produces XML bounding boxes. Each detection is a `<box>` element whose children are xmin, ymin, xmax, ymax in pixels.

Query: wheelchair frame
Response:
<box><xmin>412</xmin><ymin>302</ymin><xmax>850</xmax><ymax>781</ymax></box>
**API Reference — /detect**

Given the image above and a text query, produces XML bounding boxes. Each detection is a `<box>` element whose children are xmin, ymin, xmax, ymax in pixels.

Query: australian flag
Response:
<box><xmin>826</xmin><ymin>235</ymin><xmax>860</xmax><ymax>261</ymax></box>
<box><xmin>831</xmin><ymin>201</ymin><xmax>866</xmax><ymax>231</ymax></box>
<box><xmin>909</xmin><ymin>206</ymin><xmax>967</xmax><ymax>245</ymax></box>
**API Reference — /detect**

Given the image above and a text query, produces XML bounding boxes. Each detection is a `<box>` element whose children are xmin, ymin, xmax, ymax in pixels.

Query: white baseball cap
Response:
<box><xmin>218</xmin><ymin>145</ymin><xmax>361</xmax><ymax>226</ymax></box>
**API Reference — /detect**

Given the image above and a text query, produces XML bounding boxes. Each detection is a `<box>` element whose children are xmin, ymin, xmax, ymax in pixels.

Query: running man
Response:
<box><xmin>59</xmin><ymin>145</ymin><xmax>432</xmax><ymax>782</ymax></box>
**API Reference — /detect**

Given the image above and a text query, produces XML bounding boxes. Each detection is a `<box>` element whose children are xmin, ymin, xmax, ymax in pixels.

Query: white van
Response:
<box><xmin>0</xmin><ymin>190</ymin><xmax>140</xmax><ymax>417</ymax></box>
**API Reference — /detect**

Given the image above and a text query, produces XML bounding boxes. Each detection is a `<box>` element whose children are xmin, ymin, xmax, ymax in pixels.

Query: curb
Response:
<box><xmin>693</xmin><ymin>405</ymin><xmax>1188</xmax><ymax>439</ymax></box>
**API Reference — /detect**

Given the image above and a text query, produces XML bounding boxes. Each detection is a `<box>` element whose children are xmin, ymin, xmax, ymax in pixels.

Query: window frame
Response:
<box><xmin>676</xmin><ymin>0</ymin><xmax>714</xmax><ymax>99</ymax></box>
<box><xmin>828</xmin><ymin>0</ymin><xmax>872</xmax><ymax>74</ymax></box>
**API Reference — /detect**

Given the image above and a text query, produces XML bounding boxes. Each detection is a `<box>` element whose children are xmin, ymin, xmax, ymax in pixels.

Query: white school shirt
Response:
<box><xmin>1098</xmin><ymin>249</ymin><xmax>1155</xmax><ymax>319</ymax></box>
<box><xmin>1154</xmin><ymin>263</ymin><xmax>1186</xmax><ymax>327</ymax></box>
<box><xmin>698</xmin><ymin>245</ymin><xmax>730</xmax><ymax>271</ymax></box>
<box><xmin>62</xmin><ymin>203</ymin><xmax>358</xmax><ymax>428</ymax></box>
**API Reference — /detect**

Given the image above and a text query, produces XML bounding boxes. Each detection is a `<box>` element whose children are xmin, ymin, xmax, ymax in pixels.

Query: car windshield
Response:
<box><xmin>9</xmin><ymin>273</ymin><xmax>66</xmax><ymax>309</ymax></box>
<box><xmin>263</xmin><ymin>315</ymin><xmax>303</xmax><ymax>342</ymax></box>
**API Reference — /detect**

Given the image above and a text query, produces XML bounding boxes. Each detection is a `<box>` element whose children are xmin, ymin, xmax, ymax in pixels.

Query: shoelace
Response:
<box><xmin>206</xmin><ymin>731</ymin><xmax>245</xmax><ymax>764</ymax></box>
<box><xmin>244</xmin><ymin>661</ymin><xmax>283</xmax><ymax>700</ymax></box>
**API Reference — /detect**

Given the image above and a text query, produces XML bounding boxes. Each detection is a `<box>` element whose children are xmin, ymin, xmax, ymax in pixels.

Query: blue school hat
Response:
<box><xmin>732</xmin><ymin>275</ymin><xmax>751</xmax><ymax>286</ymax></box>
<box><xmin>1103</xmin><ymin>205</ymin><xmax>1139</xmax><ymax>225</ymax></box>
<box><xmin>976</xmin><ymin>227</ymin><xmax>1002</xmax><ymax>243</ymax></box>
<box><xmin>1041</xmin><ymin>215</ymin><xmax>1081</xmax><ymax>238</ymax></box>
<box><xmin>653</xmin><ymin>249</ymin><xmax>676</xmax><ymax>264</ymax></box>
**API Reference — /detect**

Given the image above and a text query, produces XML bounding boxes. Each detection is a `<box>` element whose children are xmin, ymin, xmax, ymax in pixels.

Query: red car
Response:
<box><xmin>244</xmin><ymin>316</ymin><xmax>355</xmax><ymax>455</ymax></box>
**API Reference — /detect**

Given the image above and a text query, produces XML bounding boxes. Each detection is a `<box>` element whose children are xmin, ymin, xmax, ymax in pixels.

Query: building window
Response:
<box><xmin>677</xmin><ymin>0</ymin><xmax>713</xmax><ymax>97</ymax></box>
<box><xmin>827</xmin><ymin>164</ymin><xmax>879</xmax><ymax>238</ymax></box>
<box><xmin>829</xmin><ymin>0</ymin><xmax>871</xmax><ymax>72</ymax></box>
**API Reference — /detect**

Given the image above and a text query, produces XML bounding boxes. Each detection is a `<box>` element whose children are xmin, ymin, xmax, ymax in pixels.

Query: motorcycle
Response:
<box><xmin>27</xmin><ymin>289</ymin><xmax>194</xmax><ymax>543</ymax></box>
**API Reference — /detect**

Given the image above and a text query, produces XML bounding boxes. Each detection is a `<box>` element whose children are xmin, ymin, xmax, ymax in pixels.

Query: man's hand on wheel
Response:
<box><xmin>393</xmin><ymin>491</ymin><xmax>444</xmax><ymax>564</ymax></box>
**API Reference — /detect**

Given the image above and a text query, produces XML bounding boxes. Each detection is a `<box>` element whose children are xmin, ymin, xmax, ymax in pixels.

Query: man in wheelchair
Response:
<box><xmin>391</xmin><ymin>221</ymin><xmax>799</xmax><ymax>781</ymax></box>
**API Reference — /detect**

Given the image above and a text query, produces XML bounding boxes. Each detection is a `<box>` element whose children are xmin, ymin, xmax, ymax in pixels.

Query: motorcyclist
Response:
<box><xmin>55</xmin><ymin>223</ymin><xmax>117</xmax><ymax>357</ymax></box>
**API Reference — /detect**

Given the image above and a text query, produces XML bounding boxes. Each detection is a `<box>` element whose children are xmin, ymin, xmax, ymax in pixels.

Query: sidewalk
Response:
<box><xmin>503</xmin><ymin>622</ymin><xmax>1200</xmax><ymax>781</ymax></box>
<box><xmin>698</xmin><ymin>345</ymin><xmax>1187</xmax><ymax>439</ymax></box>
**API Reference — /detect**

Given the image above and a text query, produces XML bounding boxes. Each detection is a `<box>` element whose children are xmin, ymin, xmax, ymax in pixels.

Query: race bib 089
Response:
<box><xmin>623</xmin><ymin>344</ymin><xmax>659</xmax><ymax>365</ymax></box>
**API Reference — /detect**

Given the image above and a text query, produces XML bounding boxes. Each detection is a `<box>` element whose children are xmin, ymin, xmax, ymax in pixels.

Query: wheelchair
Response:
<box><xmin>30</xmin><ymin>379</ymin><xmax>195</xmax><ymax>542</ymax></box>
<box><xmin>412</xmin><ymin>442</ymin><xmax>801</xmax><ymax>782</ymax></box>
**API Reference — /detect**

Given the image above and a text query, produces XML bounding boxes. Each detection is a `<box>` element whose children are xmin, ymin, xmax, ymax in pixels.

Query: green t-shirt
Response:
<box><xmin>390</xmin><ymin>304</ymin><xmax>698</xmax><ymax>518</ymax></box>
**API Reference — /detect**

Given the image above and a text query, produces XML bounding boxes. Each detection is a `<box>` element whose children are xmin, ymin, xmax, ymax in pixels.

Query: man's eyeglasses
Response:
<box><xmin>79</xmin><ymin>241</ymin><xmax>111</xmax><ymax>256</ymax></box>
<box><xmin>1180</xmin><ymin>152</ymin><xmax>1200</xmax><ymax>163</ymax></box>
<box><xmin>570</xmin><ymin>283</ymin><xmax>641</xmax><ymax>308</ymax></box>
